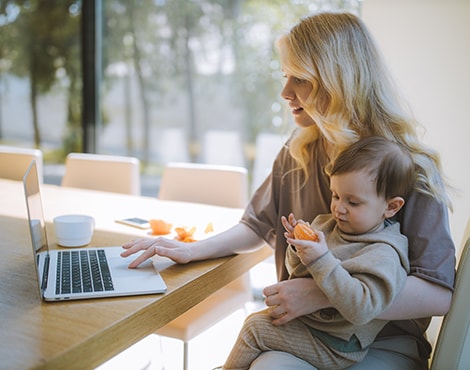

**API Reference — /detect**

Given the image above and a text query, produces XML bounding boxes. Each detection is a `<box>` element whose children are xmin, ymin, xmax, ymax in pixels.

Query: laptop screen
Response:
<box><xmin>23</xmin><ymin>160</ymin><xmax>49</xmax><ymax>295</ymax></box>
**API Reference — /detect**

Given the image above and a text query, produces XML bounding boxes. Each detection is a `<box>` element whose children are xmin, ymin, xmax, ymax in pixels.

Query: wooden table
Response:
<box><xmin>0</xmin><ymin>179</ymin><xmax>272</xmax><ymax>370</ymax></box>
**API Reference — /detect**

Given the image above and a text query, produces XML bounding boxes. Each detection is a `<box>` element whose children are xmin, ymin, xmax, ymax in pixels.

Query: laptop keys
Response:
<box><xmin>56</xmin><ymin>249</ymin><xmax>114</xmax><ymax>295</ymax></box>
<box><xmin>97</xmin><ymin>250</ymin><xmax>114</xmax><ymax>291</ymax></box>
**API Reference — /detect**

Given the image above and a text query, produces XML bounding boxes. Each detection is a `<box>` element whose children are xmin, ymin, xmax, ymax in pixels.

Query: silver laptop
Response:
<box><xmin>23</xmin><ymin>160</ymin><xmax>167</xmax><ymax>301</ymax></box>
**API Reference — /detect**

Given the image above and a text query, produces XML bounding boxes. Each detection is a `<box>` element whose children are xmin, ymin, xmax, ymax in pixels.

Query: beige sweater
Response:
<box><xmin>286</xmin><ymin>214</ymin><xmax>410</xmax><ymax>349</ymax></box>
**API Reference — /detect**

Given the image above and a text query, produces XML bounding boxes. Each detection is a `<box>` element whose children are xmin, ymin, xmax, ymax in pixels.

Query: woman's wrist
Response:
<box><xmin>189</xmin><ymin>223</ymin><xmax>264</xmax><ymax>261</ymax></box>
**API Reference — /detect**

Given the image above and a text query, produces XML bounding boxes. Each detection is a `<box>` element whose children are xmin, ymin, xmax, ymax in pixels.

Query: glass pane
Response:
<box><xmin>100</xmin><ymin>0</ymin><xmax>360</xmax><ymax>193</ymax></box>
<box><xmin>1</xmin><ymin>1</ymin><xmax>360</xmax><ymax>194</ymax></box>
<box><xmin>0</xmin><ymin>1</ymin><xmax>81</xmax><ymax>157</ymax></box>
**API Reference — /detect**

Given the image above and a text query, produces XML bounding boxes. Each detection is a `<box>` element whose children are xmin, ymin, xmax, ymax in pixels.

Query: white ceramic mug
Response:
<box><xmin>53</xmin><ymin>214</ymin><xmax>95</xmax><ymax>247</ymax></box>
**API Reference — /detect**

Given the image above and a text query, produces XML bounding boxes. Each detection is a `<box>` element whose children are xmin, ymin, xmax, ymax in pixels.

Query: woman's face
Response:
<box><xmin>281</xmin><ymin>73</ymin><xmax>316</xmax><ymax>128</ymax></box>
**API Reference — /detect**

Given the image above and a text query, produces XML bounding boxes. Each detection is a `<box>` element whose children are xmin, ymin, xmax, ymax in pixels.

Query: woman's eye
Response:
<box><xmin>283</xmin><ymin>75</ymin><xmax>306</xmax><ymax>84</ymax></box>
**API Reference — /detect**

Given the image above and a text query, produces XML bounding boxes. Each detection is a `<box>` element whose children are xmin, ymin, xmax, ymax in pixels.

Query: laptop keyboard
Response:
<box><xmin>56</xmin><ymin>249</ymin><xmax>114</xmax><ymax>294</ymax></box>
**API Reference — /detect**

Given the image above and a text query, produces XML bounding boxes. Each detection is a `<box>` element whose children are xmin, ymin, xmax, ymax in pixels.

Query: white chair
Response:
<box><xmin>0</xmin><ymin>145</ymin><xmax>44</xmax><ymax>183</ymax></box>
<box><xmin>159</xmin><ymin>162</ymin><xmax>249</xmax><ymax>209</ymax></box>
<box><xmin>430</xmin><ymin>217</ymin><xmax>470</xmax><ymax>369</ymax></box>
<box><xmin>61</xmin><ymin>153</ymin><xmax>141</xmax><ymax>195</ymax></box>
<box><xmin>156</xmin><ymin>161</ymin><xmax>252</xmax><ymax>370</ymax></box>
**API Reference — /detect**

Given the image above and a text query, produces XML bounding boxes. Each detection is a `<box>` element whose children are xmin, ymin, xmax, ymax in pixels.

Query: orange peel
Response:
<box><xmin>149</xmin><ymin>219</ymin><xmax>173</xmax><ymax>235</ymax></box>
<box><xmin>204</xmin><ymin>222</ymin><xmax>214</xmax><ymax>234</ymax></box>
<box><xmin>175</xmin><ymin>226</ymin><xmax>197</xmax><ymax>243</ymax></box>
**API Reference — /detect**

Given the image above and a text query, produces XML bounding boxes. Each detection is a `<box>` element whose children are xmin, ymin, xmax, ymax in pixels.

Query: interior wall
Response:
<box><xmin>362</xmin><ymin>0</ymin><xmax>470</xmax><ymax>249</ymax></box>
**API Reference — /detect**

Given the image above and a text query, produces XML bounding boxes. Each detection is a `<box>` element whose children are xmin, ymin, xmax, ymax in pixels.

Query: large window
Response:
<box><xmin>0</xmin><ymin>1</ymin><xmax>81</xmax><ymax>154</ymax></box>
<box><xmin>0</xmin><ymin>0</ymin><xmax>360</xmax><ymax>192</ymax></box>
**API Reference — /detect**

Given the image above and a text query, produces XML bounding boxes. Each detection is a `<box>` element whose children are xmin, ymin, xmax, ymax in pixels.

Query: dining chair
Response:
<box><xmin>158</xmin><ymin>162</ymin><xmax>249</xmax><ymax>208</ymax></box>
<box><xmin>156</xmin><ymin>161</ymin><xmax>252</xmax><ymax>370</ymax></box>
<box><xmin>0</xmin><ymin>145</ymin><xmax>44</xmax><ymax>183</ymax></box>
<box><xmin>430</xmin><ymin>217</ymin><xmax>470</xmax><ymax>369</ymax></box>
<box><xmin>61</xmin><ymin>153</ymin><xmax>141</xmax><ymax>195</ymax></box>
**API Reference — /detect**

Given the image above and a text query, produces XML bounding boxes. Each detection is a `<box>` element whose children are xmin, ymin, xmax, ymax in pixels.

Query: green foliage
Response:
<box><xmin>1</xmin><ymin>0</ymin><xmax>360</xmax><ymax>160</ymax></box>
<box><xmin>0</xmin><ymin>0</ymin><xmax>81</xmax><ymax>151</ymax></box>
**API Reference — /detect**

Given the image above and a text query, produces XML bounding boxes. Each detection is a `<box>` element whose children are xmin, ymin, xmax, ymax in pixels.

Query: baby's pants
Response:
<box><xmin>223</xmin><ymin>309</ymin><xmax>366</xmax><ymax>370</ymax></box>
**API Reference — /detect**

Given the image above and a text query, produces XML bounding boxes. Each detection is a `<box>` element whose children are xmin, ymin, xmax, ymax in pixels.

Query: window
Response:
<box><xmin>0</xmin><ymin>0</ymin><xmax>360</xmax><ymax>193</ymax></box>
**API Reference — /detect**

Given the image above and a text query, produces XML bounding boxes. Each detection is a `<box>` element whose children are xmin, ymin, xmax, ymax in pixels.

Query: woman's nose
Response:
<box><xmin>281</xmin><ymin>81</ymin><xmax>294</xmax><ymax>101</ymax></box>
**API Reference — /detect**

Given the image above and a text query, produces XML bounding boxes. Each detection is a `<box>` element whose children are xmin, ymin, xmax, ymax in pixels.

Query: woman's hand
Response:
<box><xmin>121</xmin><ymin>237</ymin><xmax>193</xmax><ymax>268</ymax></box>
<box><xmin>263</xmin><ymin>278</ymin><xmax>330</xmax><ymax>326</ymax></box>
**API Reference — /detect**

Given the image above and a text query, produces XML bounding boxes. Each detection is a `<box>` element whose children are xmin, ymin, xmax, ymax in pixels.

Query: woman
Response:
<box><xmin>122</xmin><ymin>12</ymin><xmax>455</xmax><ymax>369</ymax></box>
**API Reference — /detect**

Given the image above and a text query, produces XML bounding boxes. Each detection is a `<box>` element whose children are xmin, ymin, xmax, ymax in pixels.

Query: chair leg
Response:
<box><xmin>183</xmin><ymin>341</ymin><xmax>189</xmax><ymax>370</ymax></box>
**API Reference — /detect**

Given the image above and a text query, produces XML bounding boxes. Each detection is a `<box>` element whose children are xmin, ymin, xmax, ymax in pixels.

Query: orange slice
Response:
<box><xmin>294</xmin><ymin>221</ymin><xmax>319</xmax><ymax>241</ymax></box>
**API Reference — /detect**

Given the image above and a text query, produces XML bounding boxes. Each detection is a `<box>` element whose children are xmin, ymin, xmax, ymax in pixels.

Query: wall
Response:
<box><xmin>362</xmin><ymin>0</ymin><xmax>470</xmax><ymax>249</ymax></box>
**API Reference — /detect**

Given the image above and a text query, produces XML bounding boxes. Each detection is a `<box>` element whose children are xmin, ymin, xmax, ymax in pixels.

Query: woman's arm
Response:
<box><xmin>121</xmin><ymin>222</ymin><xmax>265</xmax><ymax>268</ymax></box>
<box><xmin>263</xmin><ymin>275</ymin><xmax>452</xmax><ymax>326</ymax></box>
<box><xmin>377</xmin><ymin>275</ymin><xmax>452</xmax><ymax>319</ymax></box>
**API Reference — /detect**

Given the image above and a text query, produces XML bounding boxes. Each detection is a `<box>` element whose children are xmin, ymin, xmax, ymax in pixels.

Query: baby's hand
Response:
<box><xmin>281</xmin><ymin>213</ymin><xmax>299</xmax><ymax>239</ymax></box>
<box><xmin>287</xmin><ymin>229</ymin><xmax>328</xmax><ymax>266</ymax></box>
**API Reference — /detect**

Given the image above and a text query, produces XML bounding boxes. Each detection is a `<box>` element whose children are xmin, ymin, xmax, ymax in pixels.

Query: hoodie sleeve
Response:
<box><xmin>306</xmin><ymin>224</ymin><xmax>409</xmax><ymax>325</ymax></box>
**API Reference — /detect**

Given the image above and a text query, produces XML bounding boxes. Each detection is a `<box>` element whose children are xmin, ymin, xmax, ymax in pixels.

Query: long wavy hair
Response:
<box><xmin>277</xmin><ymin>12</ymin><xmax>451</xmax><ymax>209</ymax></box>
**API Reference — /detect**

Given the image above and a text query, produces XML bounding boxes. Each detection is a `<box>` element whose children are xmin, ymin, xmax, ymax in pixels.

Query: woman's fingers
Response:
<box><xmin>126</xmin><ymin>247</ymin><xmax>157</xmax><ymax>269</ymax></box>
<box><xmin>121</xmin><ymin>238</ymin><xmax>154</xmax><ymax>256</ymax></box>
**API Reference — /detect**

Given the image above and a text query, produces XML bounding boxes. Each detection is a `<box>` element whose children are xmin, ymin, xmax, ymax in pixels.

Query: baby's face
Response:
<box><xmin>329</xmin><ymin>169</ymin><xmax>388</xmax><ymax>235</ymax></box>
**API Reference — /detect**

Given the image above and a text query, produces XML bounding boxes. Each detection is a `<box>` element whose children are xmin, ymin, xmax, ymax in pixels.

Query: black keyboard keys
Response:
<box><xmin>56</xmin><ymin>249</ymin><xmax>114</xmax><ymax>295</ymax></box>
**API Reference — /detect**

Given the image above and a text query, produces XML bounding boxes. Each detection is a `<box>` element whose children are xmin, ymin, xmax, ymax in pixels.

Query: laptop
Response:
<box><xmin>23</xmin><ymin>160</ymin><xmax>167</xmax><ymax>301</ymax></box>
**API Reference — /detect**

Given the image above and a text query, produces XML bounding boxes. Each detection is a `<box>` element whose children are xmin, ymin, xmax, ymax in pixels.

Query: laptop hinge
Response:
<box><xmin>41</xmin><ymin>253</ymin><xmax>50</xmax><ymax>292</ymax></box>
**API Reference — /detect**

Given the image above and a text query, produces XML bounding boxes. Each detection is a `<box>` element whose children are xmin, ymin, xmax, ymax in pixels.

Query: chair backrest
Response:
<box><xmin>430</xmin><ymin>217</ymin><xmax>470</xmax><ymax>369</ymax></box>
<box><xmin>0</xmin><ymin>145</ymin><xmax>44</xmax><ymax>183</ymax></box>
<box><xmin>61</xmin><ymin>153</ymin><xmax>141</xmax><ymax>195</ymax></box>
<box><xmin>158</xmin><ymin>162</ymin><xmax>248</xmax><ymax>208</ymax></box>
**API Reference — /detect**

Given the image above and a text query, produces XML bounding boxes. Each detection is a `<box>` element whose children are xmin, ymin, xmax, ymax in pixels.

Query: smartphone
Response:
<box><xmin>115</xmin><ymin>217</ymin><xmax>151</xmax><ymax>229</ymax></box>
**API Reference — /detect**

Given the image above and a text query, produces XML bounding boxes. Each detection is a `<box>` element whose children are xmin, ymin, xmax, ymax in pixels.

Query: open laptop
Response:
<box><xmin>23</xmin><ymin>160</ymin><xmax>167</xmax><ymax>301</ymax></box>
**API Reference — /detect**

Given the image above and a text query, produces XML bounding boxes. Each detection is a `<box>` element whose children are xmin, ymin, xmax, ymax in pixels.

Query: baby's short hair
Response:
<box><xmin>327</xmin><ymin>136</ymin><xmax>416</xmax><ymax>200</ymax></box>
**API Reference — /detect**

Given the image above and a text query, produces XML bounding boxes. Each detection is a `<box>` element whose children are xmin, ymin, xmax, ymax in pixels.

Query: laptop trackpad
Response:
<box><xmin>108</xmin><ymin>254</ymin><xmax>156</xmax><ymax>278</ymax></box>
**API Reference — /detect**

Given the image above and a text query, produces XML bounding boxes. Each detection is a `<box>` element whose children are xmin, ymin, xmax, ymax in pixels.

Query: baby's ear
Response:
<box><xmin>385</xmin><ymin>197</ymin><xmax>405</xmax><ymax>218</ymax></box>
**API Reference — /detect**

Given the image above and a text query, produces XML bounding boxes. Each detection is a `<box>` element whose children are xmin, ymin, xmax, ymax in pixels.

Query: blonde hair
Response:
<box><xmin>277</xmin><ymin>12</ymin><xmax>451</xmax><ymax>209</ymax></box>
